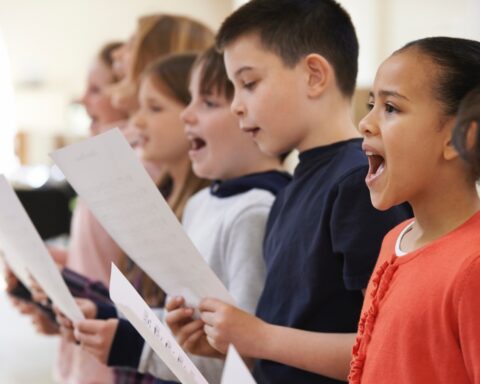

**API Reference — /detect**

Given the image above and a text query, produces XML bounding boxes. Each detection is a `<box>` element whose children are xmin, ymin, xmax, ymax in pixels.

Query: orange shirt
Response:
<box><xmin>349</xmin><ymin>211</ymin><xmax>480</xmax><ymax>384</ymax></box>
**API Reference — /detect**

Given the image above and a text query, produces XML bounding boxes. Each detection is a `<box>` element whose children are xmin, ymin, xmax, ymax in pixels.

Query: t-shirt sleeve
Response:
<box><xmin>330</xmin><ymin>166</ymin><xmax>411</xmax><ymax>290</ymax></box>
<box><xmin>457</xmin><ymin>256</ymin><xmax>480</xmax><ymax>383</ymax></box>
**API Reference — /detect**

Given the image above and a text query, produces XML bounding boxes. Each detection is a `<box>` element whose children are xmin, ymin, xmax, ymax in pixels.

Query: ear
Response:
<box><xmin>303</xmin><ymin>54</ymin><xmax>331</xmax><ymax>98</ymax></box>
<box><xmin>443</xmin><ymin>118</ymin><xmax>460</xmax><ymax>161</ymax></box>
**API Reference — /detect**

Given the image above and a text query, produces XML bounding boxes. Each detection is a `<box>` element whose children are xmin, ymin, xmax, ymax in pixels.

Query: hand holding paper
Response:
<box><xmin>0</xmin><ymin>175</ymin><xmax>84</xmax><ymax>322</ymax></box>
<box><xmin>165</xmin><ymin>296</ymin><xmax>222</xmax><ymax>358</ymax></box>
<box><xmin>199</xmin><ymin>298</ymin><xmax>266</xmax><ymax>356</ymax></box>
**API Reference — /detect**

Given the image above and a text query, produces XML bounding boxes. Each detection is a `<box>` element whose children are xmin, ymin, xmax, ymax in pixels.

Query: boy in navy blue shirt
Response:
<box><xmin>166</xmin><ymin>1</ymin><xmax>412</xmax><ymax>383</ymax></box>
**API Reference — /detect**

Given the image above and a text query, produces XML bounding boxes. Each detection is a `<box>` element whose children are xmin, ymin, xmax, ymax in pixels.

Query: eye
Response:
<box><xmin>385</xmin><ymin>103</ymin><xmax>398</xmax><ymax>114</ymax></box>
<box><xmin>202</xmin><ymin>98</ymin><xmax>218</xmax><ymax>108</ymax></box>
<box><xmin>242</xmin><ymin>80</ymin><xmax>257</xmax><ymax>90</ymax></box>
<box><xmin>366</xmin><ymin>101</ymin><xmax>374</xmax><ymax>111</ymax></box>
<box><xmin>149</xmin><ymin>104</ymin><xmax>163</xmax><ymax>112</ymax></box>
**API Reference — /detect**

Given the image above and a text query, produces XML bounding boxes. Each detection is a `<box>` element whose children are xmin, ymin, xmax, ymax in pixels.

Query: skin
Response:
<box><xmin>133</xmin><ymin>76</ymin><xmax>191</xmax><ymax>175</ymax></box>
<box><xmin>181</xmin><ymin>64</ymin><xmax>281</xmax><ymax>180</ymax></box>
<box><xmin>360</xmin><ymin>48</ymin><xmax>480</xmax><ymax>252</ymax></box>
<box><xmin>166</xmin><ymin>38</ymin><xmax>360</xmax><ymax>381</ymax></box>
<box><xmin>81</xmin><ymin>58</ymin><xmax>126</xmax><ymax>136</ymax></box>
<box><xmin>225</xmin><ymin>33</ymin><xmax>360</xmax><ymax>155</ymax></box>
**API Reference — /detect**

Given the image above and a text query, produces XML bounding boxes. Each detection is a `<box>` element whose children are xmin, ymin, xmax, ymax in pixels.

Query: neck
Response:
<box><xmin>408</xmin><ymin>177</ymin><xmax>480</xmax><ymax>250</ymax></box>
<box><xmin>222</xmin><ymin>156</ymin><xmax>283</xmax><ymax>181</ymax></box>
<box><xmin>165</xmin><ymin>156</ymin><xmax>191</xmax><ymax>201</ymax></box>
<box><xmin>297</xmin><ymin>93</ymin><xmax>360</xmax><ymax>152</ymax></box>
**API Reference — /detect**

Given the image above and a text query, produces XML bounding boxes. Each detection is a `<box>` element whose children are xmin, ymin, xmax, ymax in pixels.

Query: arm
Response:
<box><xmin>200</xmin><ymin>298</ymin><xmax>355</xmax><ymax>381</ymax></box>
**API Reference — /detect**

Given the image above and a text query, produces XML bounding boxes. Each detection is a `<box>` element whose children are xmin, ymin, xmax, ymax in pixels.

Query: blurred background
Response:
<box><xmin>0</xmin><ymin>0</ymin><xmax>479</xmax><ymax>383</ymax></box>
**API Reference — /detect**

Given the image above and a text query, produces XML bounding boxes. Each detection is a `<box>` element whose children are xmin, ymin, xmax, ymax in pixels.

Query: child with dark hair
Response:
<box><xmin>170</xmin><ymin>1</ymin><xmax>412</xmax><ymax>383</ymax></box>
<box><xmin>350</xmin><ymin>36</ymin><xmax>480</xmax><ymax>384</ymax></box>
<box><xmin>58</xmin><ymin>47</ymin><xmax>290</xmax><ymax>384</ymax></box>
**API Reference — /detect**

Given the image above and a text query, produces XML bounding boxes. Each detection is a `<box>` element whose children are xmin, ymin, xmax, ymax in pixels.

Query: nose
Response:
<box><xmin>358</xmin><ymin>110</ymin><xmax>378</xmax><ymax>137</ymax></box>
<box><xmin>131</xmin><ymin>110</ymin><xmax>145</xmax><ymax>130</ymax></box>
<box><xmin>230</xmin><ymin>91</ymin><xmax>246</xmax><ymax>118</ymax></box>
<box><xmin>180</xmin><ymin>103</ymin><xmax>196</xmax><ymax>126</ymax></box>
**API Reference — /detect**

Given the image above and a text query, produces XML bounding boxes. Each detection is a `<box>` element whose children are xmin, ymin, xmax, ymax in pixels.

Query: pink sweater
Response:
<box><xmin>54</xmin><ymin>199</ymin><xmax>123</xmax><ymax>384</ymax></box>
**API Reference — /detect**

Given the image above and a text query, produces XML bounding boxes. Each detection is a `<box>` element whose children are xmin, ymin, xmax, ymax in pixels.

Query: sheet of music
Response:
<box><xmin>109</xmin><ymin>263</ymin><xmax>209</xmax><ymax>384</ymax></box>
<box><xmin>51</xmin><ymin>129</ymin><xmax>233</xmax><ymax>309</ymax></box>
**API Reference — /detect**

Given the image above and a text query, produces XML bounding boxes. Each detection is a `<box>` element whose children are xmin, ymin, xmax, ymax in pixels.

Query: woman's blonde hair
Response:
<box><xmin>113</xmin><ymin>14</ymin><xmax>214</xmax><ymax>113</ymax></box>
<box><xmin>130</xmin><ymin>14</ymin><xmax>214</xmax><ymax>82</ymax></box>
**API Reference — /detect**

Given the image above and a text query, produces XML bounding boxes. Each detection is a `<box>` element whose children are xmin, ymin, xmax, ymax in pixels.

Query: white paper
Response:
<box><xmin>221</xmin><ymin>345</ymin><xmax>257</xmax><ymax>384</ymax></box>
<box><xmin>51</xmin><ymin>129</ymin><xmax>234</xmax><ymax>309</ymax></box>
<box><xmin>0</xmin><ymin>240</ymin><xmax>30</xmax><ymax>288</ymax></box>
<box><xmin>0</xmin><ymin>175</ymin><xmax>84</xmax><ymax>321</ymax></box>
<box><xmin>109</xmin><ymin>263</ymin><xmax>209</xmax><ymax>384</ymax></box>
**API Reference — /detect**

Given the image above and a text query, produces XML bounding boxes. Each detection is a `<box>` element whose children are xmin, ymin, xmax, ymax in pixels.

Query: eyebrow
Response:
<box><xmin>234</xmin><ymin>66</ymin><xmax>254</xmax><ymax>78</ymax></box>
<box><xmin>369</xmin><ymin>90</ymin><xmax>409</xmax><ymax>101</ymax></box>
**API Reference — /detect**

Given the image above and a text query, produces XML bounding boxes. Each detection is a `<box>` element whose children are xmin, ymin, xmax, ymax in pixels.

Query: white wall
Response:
<box><xmin>0</xmin><ymin>28</ymin><xmax>18</xmax><ymax>175</ymax></box>
<box><xmin>0</xmin><ymin>0</ymin><xmax>235</xmax><ymax>164</ymax></box>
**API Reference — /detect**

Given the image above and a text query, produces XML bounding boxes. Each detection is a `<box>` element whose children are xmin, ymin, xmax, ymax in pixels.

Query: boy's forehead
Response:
<box><xmin>223</xmin><ymin>33</ymin><xmax>281</xmax><ymax>77</ymax></box>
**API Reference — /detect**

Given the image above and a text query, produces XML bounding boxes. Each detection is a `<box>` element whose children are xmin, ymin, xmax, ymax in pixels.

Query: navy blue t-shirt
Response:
<box><xmin>254</xmin><ymin>139</ymin><xmax>412</xmax><ymax>384</ymax></box>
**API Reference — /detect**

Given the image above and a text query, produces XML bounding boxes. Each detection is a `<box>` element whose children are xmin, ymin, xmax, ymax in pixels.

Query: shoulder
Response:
<box><xmin>224</xmin><ymin>189</ymin><xmax>276</xmax><ymax>221</ymax></box>
<box><xmin>185</xmin><ymin>186</ymin><xmax>211</xmax><ymax>207</ymax></box>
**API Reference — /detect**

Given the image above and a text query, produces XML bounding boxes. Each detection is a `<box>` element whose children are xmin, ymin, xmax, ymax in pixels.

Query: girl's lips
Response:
<box><xmin>242</xmin><ymin>126</ymin><xmax>260</xmax><ymax>138</ymax></box>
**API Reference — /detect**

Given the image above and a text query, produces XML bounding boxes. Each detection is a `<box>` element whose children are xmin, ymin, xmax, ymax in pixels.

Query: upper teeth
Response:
<box><xmin>365</xmin><ymin>151</ymin><xmax>375</xmax><ymax>156</ymax></box>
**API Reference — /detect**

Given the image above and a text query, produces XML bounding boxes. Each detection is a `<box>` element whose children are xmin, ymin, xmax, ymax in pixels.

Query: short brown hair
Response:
<box><xmin>216</xmin><ymin>0</ymin><xmax>358</xmax><ymax>98</ymax></box>
<box><xmin>193</xmin><ymin>46</ymin><xmax>234</xmax><ymax>100</ymax></box>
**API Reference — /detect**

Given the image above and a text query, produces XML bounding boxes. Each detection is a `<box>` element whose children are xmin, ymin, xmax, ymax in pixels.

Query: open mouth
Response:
<box><xmin>365</xmin><ymin>151</ymin><xmax>386</xmax><ymax>185</ymax></box>
<box><xmin>368</xmin><ymin>153</ymin><xmax>384</xmax><ymax>176</ymax></box>
<box><xmin>190</xmin><ymin>137</ymin><xmax>206</xmax><ymax>151</ymax></box>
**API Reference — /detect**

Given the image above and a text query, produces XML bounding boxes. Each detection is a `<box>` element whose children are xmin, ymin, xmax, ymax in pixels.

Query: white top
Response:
<box><xmin>395</xmin><ymin>221</ymin><xmax>414</xmax><ymax>257</ymax></box>
<box><xmin>138</xmin><ymin>187</ymin><xmax>275</xmax><ymax>383</ymax></box>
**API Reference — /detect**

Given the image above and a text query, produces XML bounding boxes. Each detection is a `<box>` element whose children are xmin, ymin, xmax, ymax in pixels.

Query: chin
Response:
<box><xmin>370</xmin><ymin>193</ymin><xmax>395</xmax><ymax>212</ymax></box>
<box><xmin>192</xmin><ymin>164</ymin><xmax>211</xmax><ymax>180</ymax></box>
<box><xmin>256</xmin><ymin>141</ymin><xmax>286</xmax><ymax>157</ymax></box>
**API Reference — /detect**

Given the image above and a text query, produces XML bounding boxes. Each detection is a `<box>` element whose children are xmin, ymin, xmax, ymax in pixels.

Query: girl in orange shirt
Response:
<box><xmin>350</xmin><ymin>37</ymin><xmax>480</xmax><ymax>384</ymax></box>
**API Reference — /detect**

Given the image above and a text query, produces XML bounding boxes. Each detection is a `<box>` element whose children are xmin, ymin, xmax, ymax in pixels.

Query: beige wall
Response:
<box><xmin>0</xmin><ymin>0</ymin><xmax>233</xmax><ymax>95</ymax></box>
<box><xmin>1</xmin><ymin>0</ymin><xmax>479</xmax><ymax>165</ymax></box>
<box><xmin>0</xmin><ymin>0</ymin><xmax>234</xmax><ymax>164</ymax></box>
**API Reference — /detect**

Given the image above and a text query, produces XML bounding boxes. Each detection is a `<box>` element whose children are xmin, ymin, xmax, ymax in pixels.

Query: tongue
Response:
<box><xmin>369</xmin><ymin>154</ymin><xmax>384</xmax><ymax>175</ymax></box>
<box><xmin>374</xmin><ymin>162</ymin><xmax>385</xmax><ymax>176</ymax></box>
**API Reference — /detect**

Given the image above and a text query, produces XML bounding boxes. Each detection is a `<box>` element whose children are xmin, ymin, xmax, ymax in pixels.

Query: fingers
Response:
<box><xmin>199</xmin><ymin>298</ymin><xmax>223</xmax><ymax>312</ymax></box>
<box><xmin>166</xmin><ymin>307</ymin><xmax>194</xmax><ymax>328</ymax></box>
<box><xmin>75</xmin><ymin>298</ymin><xmax>97</xmax><ymax>319</ymax></box>
<box><xmin>75</xmin><ymin>319</ymin><xmax>103</xmax><ymax>335</ymax></box>
<box><xmin>73</xmin><ymin>319</ymin><xmax>118</xmax><ymax>363</ymax></box>
<box><xmin>29</xmin><ymin>279</ymin><xmax>49</xmax><ymax>305</ymax></box>
<box><xmin>176</xmin><ymin>319</ymin><xmax>204</xmax><ymax>346</ymax></box>
<box><xmin>183</xmin><ymin>328</ymin><xmax>205</xmax><ymax>350</ymax></box>
<box><xmin>165</xmin><ymin>296</ymin><xmax>185</xmax><ymax>311</ymax></box>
